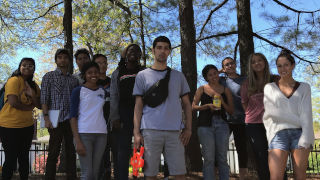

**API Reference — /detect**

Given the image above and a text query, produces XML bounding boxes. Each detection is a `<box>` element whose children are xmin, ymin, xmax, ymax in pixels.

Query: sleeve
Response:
<box><xmin>40</xmin><ymin>73</ymin><xmax>51</xmax><ymax>105</ymax></box>
<box><xmin>179</xmin><ymin>72</ymin><xmax>190</xmax><ymax>97</ymax></box>
<box><xmin>109</xmin><ymin>69</ymin><xmax>121</xmax><ymax>122</ymax></box>
<box><xmin>298</xmin><ymin>83</ymin><xmax>315</xmax><ymax>148</ymax></box>
<box><xmin>70</xmin><ymin>86</ymin><xmax>81</xmax><ymax>118</ymax></box>
<box><xmin>240</xmin><ymin>80</ymin><xmax>248</xmax><ymax>104</ymax></box>
<box><xmin>5</xmin><ymin>77</ymin><xmax>20</xmax><ymax>99</ymax></box>
<box><xmin>263</xmin><ymin>84</ymin><xmax>275</xmax><ymax>127</ymax></box>
<box><xmin>132</xmin><ymin>72</ymin><xmax>145</xmax><ymax>96</ymax></box>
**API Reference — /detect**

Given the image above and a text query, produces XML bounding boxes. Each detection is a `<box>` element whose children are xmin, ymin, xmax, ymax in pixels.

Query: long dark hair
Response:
<box><xmin>11</xmin><ymin>58</ymin><xmax>37</xmax><ymax>91</ymax></box>
<box><xmin>276</xmin><ymin>49</ymin><xmax>295</xmax><ymax>65</ymax></box>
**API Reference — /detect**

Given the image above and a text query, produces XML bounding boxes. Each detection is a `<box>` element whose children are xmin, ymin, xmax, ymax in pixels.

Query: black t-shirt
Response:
<box><xmin>97</xmin><ymin>77</ymin><xmax>111</xmax><ymax>125</ymax></box>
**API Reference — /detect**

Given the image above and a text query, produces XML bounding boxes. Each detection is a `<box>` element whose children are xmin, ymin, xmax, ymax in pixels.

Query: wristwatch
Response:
<box><xmin>43</xmin><ymin>113</ymin><xmax>49</xmax><ymax>117</ymax></box>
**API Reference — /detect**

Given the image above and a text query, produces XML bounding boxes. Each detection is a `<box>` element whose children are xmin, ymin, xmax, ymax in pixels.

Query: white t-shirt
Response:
<box><xmin>70</xmin><ymin>86</ymin><xmax>107</xmax><ymax>134</ymax></box>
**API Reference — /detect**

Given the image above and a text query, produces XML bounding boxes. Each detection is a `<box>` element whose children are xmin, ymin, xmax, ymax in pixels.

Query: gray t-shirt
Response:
<box><xmin>220</xmin><ymin>76</ymin><xmax>246</xmax><ymax>124</ymax></box>
<box><xmin>133</xmin><ymin>68</ymin><xmax>190</xmax><ymax>130</ymax></box>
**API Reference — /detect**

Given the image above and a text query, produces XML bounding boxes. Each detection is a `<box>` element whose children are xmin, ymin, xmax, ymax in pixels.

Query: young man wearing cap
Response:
<box><xmin>41</xmin><ymin>49</ymin><xmax>79</xmax><ymax>180</ymax></box>
<box><xmin>133</xmin><ymin>36</ymin><xmax>192</xmax><ymax>180</ymax></box>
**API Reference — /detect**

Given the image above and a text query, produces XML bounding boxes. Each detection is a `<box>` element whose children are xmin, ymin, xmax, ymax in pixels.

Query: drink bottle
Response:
<box><xmin>213</xmin><ymin>95</ymin><xmax>221</xmax><ymax>110</ymax></box>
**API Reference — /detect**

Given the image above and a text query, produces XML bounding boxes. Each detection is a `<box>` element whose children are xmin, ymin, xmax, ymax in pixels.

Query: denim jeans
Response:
<box><xmin>0</xmin><ymin>125</ymin><xmax>34</xmax><ymax>180</ymax></box>
<box><xmin>78</xmin><ymin>133</ymin><xmax>107</xmax><ymax>180</ymax></box>
<box><xmin>198</xmin><ymin>116</ymin><xmax>230</xmax><ymax>180</ymax></box>
<box><xmin>245</xmin><ymin>123</ymin><xmax>270</xmax><ymax>180</ymax></box>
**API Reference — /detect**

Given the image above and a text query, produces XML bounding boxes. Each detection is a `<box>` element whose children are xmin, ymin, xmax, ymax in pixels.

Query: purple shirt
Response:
<box><xmin>240</xmin><ymin>80</ymin><xmax>264</xmax><ymax>124</ymax></box>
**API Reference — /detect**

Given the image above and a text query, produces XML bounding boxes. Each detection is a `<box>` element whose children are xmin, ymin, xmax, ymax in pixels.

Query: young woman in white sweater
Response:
<box><xmin>263</xmin><ymin>50</ymin><xmax>314</xmax><ymax>180</ymax></box>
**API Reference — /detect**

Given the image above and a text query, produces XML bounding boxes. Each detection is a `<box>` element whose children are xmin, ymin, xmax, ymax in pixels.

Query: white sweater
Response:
<box><xmin>263</xmin><ymin>82</ymin><xmax>314</xmax><ymax>148</ymax></box>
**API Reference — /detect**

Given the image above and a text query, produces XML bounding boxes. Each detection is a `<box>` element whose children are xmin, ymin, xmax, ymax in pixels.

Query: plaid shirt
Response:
<box><xmin>40</xmin><ymin>68</ymin><xmax>79</xmax><ymax>122</ymax></box>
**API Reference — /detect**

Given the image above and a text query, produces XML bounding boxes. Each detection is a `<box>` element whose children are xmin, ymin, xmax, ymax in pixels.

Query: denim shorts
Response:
<box><xmin>269</xmin><ymin>128</ymin><xmax>303</xmax><ymax>151</ymax></box>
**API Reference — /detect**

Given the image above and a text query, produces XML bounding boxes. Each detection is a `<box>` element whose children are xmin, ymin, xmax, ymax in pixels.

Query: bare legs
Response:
<box><xmin>269</xmin><ymin>148</ymin><xmax>310</xmax><ymax>180</ymax></box>
<box><xmin>292</xmin><ymin>148</ymin><xmax>310</xmax><ymax>180</ymax></box>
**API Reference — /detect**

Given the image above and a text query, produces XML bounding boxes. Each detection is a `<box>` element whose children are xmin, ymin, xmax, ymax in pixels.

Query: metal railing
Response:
<box><xmin>0</xmin><ymin>141</ymin><xmax>319</xmax><ymax>175</ymax></box>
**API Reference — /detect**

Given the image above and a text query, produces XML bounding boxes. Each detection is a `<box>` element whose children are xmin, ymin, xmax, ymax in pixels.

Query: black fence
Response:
<box><xmin>0</xmin><ymin>141</ymin><xmax>319</xmax><ymax>175</ymax></box>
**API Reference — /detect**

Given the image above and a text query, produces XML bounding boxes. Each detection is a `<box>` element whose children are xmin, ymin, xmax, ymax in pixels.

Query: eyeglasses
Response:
<box><xmin>223</xmin><ymin>62</ymin><xmax>235</xmax><ymax>67</ymax></box>
<box><xmin>21</xmin><ymin>64</ymin><xmax>35</xmax><ymax>69</ymax></box>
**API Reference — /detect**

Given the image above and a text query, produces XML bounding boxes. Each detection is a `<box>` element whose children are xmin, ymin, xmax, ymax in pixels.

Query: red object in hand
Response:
<box><xmin>130</xmin><ymin>146</ymin><xmax>145</xmax><ymax>177</ymax></box>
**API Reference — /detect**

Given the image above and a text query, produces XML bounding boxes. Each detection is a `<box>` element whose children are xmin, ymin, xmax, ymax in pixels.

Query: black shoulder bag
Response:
<box><xmin>142</xmin><ymin>68</ymin><xmax>171</xmax><ymax>108</ymax></box>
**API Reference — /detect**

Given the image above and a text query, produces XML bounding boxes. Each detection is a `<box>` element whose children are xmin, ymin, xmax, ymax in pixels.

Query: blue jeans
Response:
<box><xmin>198</xmin><ymin>116</ymin><xmax>230</xmax><ymax>180</ymax></box>
<box><xmin>78</xmin><ymin>133</ymin><xmax>107</xmax><ymax>180</ymax></box>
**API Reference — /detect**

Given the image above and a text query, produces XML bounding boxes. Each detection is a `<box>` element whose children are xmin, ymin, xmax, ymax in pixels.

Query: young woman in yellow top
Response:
<box><xmin>0</xmin><ymin>58</ymin><xmax>40</xmax><ymax>180</ymax></box>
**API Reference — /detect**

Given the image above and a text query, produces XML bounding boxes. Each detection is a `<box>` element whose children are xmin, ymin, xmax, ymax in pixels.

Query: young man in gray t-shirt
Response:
<box><xmin>133</xmin><ymin>36</ymin><xmax>192</xmax><ymax>180</ymax></box>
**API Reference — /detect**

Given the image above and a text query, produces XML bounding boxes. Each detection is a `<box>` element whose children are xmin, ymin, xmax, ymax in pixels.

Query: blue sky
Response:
<box><xmin>4</xmin><ymin>0</ymin><xmax>320</xmax><ymax>84</ymax></box>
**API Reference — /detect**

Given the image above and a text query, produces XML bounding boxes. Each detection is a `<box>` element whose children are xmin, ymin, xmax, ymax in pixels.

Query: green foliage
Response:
<box><xmin>0</xmin><ymin>63</ymin><xmax>12</xmax><ymax>83</ymax></box>
<box><xmin>308</xmin><ymin>142</ymin><xmax>320</xmax><ymax>173</ymax></box>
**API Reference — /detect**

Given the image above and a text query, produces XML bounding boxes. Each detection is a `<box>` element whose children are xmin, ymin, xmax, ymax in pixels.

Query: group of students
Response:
<box><xmin>193</xmin><ymin>51</ymin><xmax>314</xmax><ymax>180</ymax></box>
<box><xmin>0</xmin><ymin>35</ymin><xmax>314</xmax><ymax>180</ymax></box>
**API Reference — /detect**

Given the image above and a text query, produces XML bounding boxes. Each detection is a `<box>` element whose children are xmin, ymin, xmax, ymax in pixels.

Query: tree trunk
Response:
<box><xmin>138</xmin><ymin>0</ymin><xmax>146</xmax><ymax>67</ymax></box>
<box><xmin>63</xmin><ymin>0</ymin><xmax>73</xmax><ymax>74</ymax></box>
<box><xmin>178</xmin><ymin>0</ymin><xmax>202</xmax><ymax>172</ymax></box>
<box><xmin>236</xmin><ymin>0</ymin><xmax>257</xmax><ymax>176</ymax></box>
<box><xmin>236</xmin><ymin>0</ymin><xmax>254</xmax><ymax>75</ymax></box>
<box><xmin>58</xmin><ymin>0</ymin><xmax>73</xmax><ymax>173</ymax></box>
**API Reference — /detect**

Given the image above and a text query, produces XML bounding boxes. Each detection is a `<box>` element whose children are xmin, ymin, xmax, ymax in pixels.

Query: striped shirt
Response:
<box><xmin>40</xmin><ymin>68</ymin><xmax>79</xmax><ymax>123</ymax></box>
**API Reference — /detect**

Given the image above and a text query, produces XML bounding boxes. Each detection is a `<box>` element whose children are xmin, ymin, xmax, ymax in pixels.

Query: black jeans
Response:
<box><xmin>245</xmin><ymin>123</ymin><xmax>270</xmax><ymax>180</ymax></box>
<box><xmin>0</xmin><ymin>125</ymin><xmax>34</xmax><ymax>180</ymax></box>
<box><xmin>229</xmin><ymin>123</ymin><xmax>248</xmax><ymax>169</ymax></box>
<box><xmin>113</xmin><ymin>104</ymin><xmax>134</xmax><ymax>180</ymax></box>
<box><xmin>45</xmin><ymin>120</ymin><xmax>76</xmax><ymax>180</ymax></box>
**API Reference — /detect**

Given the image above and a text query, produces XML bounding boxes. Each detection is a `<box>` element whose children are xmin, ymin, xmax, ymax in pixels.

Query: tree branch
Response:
<box><xmin>86</xmin><ymin>42</ymin><xmax>94</xmax><ymax>58</ymax></box>
<box><xmin>296</xmin><ymin>12</ymin><xmax>300</xmax><ymax>46</ymax></box>
<box><xmin>198</xmin><ymin>0</ymin><xmax>229</xmax><ymax>38</ymax></box>
<box><xmin>142</xmin><ymin>4</ymin><xmax>175</xmax><ymax>13</ymax></box>
<box><xmin>109</xmin><ymin>0</ymin><xmax>131</xmax><ymax>16</ymax></box>
<box><xmin>139</xmin><ymin>0</ymin><xmax>146</xmax><ymax>66</ymax></box>
<box><xmin>0</xmin><ymin>14</ymin><xmax>16</xmax><ymax>35</ymax></box>
<box><xmin>272</xmin><ymin>0</ymin><xmax>320</xmax><ymax>14</ymax></box>
<box><xmin>172</xmin><ymin>31</ymin><xmax>238</xmax><ymax>49</ymax></box>
<box><xmin>16</xmin><ymin>1</ymin><xmax>63</xmax><ymax>22</ymax></box>
<box><xmin>252</xmin><ymin>32</ymin><xmax>320</xmax><ymax>65</ymax></box>
<box><xmin>234</xmin><ymin>40</ymin><xmax>239</xmax><ymax>62</ymax></box>
<box><xmin>309</xmin><ymin>63</ymin><xmax>320</xmax><ymax>73</ymax></box>
<box><xmin>197</xmin><ymin>31</ymin><xmax>238</xmax><ymax>43</ymax></box>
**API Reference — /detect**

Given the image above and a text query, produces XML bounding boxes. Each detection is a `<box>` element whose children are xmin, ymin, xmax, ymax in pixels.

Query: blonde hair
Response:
<box><xmin>247</xmin><ymin>53</ymin><xmax>270</xmax><ymax>96</ymax></box>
